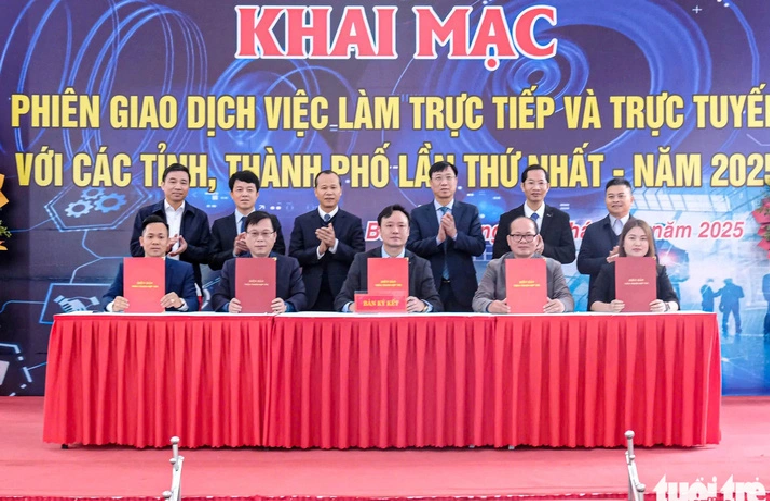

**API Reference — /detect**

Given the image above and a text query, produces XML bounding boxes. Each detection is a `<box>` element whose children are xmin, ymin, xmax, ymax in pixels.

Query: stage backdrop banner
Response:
<box><xmin>1</xmin><ymin>0</ymin><xmax>769</xmax><ymax>396</ymax></box>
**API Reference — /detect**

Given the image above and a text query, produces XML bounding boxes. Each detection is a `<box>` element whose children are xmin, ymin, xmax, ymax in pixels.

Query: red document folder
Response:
<box><xmin>505</xmin><ymin>258</ymin><xmax>547</xmax><ymax>313</ymax></box>
<box><xmin>367</xmin><ymin>257</ymin><xmax>408</xmax><ymax>296</ymax></box>
<box><xmin>615</xmin><ymin>257</ymin><xmax>656</xmax><ymax>312</ymax></box>
<box><xmin>236</xmin><ymin>258</ymin><xmax>276</xmax><ymax>313</ymax></box>
<box><xmin>123</xmin><ymin>257</ymin><xmax>165</xmax><ymax>313</ymax></box>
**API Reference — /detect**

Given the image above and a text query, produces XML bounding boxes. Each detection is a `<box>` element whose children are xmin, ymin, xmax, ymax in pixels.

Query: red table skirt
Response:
<box><xmin>43</xmin><ymin>315</ymin><xmax>272</xmax><ymax>448</ymax></box>
<box><xmin>43</xmin><ymin>313</ymin><xmax>720</xmax><ymax>448</ymax></box>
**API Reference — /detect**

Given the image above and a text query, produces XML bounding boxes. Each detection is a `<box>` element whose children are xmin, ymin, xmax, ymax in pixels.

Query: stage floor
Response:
<box><xmin>1</xmin><ymin>397</ymin><xmax>768</xmax><ymax>499</ymax></box>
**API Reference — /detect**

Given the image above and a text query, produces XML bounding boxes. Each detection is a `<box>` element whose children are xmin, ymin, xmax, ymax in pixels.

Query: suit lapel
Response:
<box><xmin>424</xmin><ymin>204</ymin><xmax>440</xmax><ymax>236</ymax></box>
<box><xmin>540</xmin><ymin>205</ymin><xmax>552</xmax><ymax>235</ymax></box>
<box><xmin>451</xmin><ymin>201</ymin><xmax>464</xmax><ymax>228</ymax></box>
<box><xmin>227</xmin><ymin>212</ymin><xmax>238</xmax><ymax>241</ymax></box>
<box><xmin>406</xmin><ymin>249</ymin><xmax>416</xmax><ymax>293</ymax></box>
<box><xmin>164</xmin><ymin>260</ymin><xmax>172</xmax><ymax>292</ymax></box>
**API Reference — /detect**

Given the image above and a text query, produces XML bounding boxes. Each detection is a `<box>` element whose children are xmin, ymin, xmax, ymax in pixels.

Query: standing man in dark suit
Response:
<box><xmin>335</xmin><ymin>205</ymin><xmax>442</xmax><ymax>312</ymax></box>
<box><xmin>104</xmin><ymin>215</ymin><xmax>199</xmax><ymax>312</ymax></box>
<box><xmin>577</xmin><ymin>177</ymin><xmax>634</xmax><ymax>307</ymax></box>
<box><xmin>289</xmin><ymin>170</ymin><xmax>365</xmax><ymax>311</ymax></box>
<box><xmin>492</xmin><ymin>164</ymin><xmax>575</xmax><ymax>263</ymax></box>
<box><xmin>130</xmin><ymin>163</ymin><xmax>210</xmax><ymax>290</ymax></box>
<box><xmin>212</xmin><ymin>211</ymin><xmax>306</xmax><ymax>313</ymax></box>
<box><xmin>407</xmin><ymin>161</ymin><xmax>485</xmax><ymax>311</ymax></box>
<box><xmin>209</xmin><ymin>171</ymin><xmax>287</xmax><ymax>271</ymax></box>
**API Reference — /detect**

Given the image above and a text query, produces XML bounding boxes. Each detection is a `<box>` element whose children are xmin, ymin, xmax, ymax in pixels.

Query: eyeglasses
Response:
<box><xmin>247</xmin><ymin>231</ymin><xmax>275</xmax><ymax>239</ymax></box>
<box><xmin>509</xmin><ymin>233</ymin><xmax>536</xmax><ymax>243</ymax></box>
<box><xmin>431</xmin><ymin>175</ymin><xmax>457</xmax><ymax>183</ymax></box>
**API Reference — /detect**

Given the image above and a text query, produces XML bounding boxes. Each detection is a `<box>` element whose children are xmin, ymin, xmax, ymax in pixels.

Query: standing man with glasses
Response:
<box><xmin>577</xmin><ymin>177</ymin><xmax>635</xmax><ymax>307</ymax></box>
<box><xmin>492</xmin><ymin>164</ymin><xmax>575</xmax><ymax>263</ymax></box>
<box><xmin>289</xmin><ymin>170</ymin><xmax>365</xmax><ymax>311</ymax></box>
<box><xmin>212</xmin><ymin>211</ymin><xmax>306</xmax><ymax>313</ymax></box>
<box><xmin>209</xmin><ymin>171</ymin><xmax>287</xmax><ymax>271</ymax></box>
<box><xmin>407</xmin><ymin>161</ymin><xmax>486</xmax><ymax>312</ymax></box>
<box><xmin>473</xmin><ymin>216</ymin><xmax>573</xmax><ymax>313</ymax></box>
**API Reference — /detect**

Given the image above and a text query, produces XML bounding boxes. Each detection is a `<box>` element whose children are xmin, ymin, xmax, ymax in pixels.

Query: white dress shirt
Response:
<box><xmin>164</xmin><ymin>200</ymin><xmax>185</xmax><ymax>260</ymax></box>
<box><xmin>523</xmin><ymin>203</ymin><xmax>546</xmax><ymax>231</ymax></box>
<box><xmin>316</xmin><ymin>206</ymin><xmax>340</xmax><ymax>259</ymax></box>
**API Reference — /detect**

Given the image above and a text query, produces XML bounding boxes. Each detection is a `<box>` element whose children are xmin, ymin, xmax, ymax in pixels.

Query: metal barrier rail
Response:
<box><xmin>625</xmin><ymin>431</ymin><xmax>645</xmax><ymax>501</ymax></box>
<box><xmin>163</xmin><ymin>436</ymin><xmax>184</xmax><ymax>501</ymax></box>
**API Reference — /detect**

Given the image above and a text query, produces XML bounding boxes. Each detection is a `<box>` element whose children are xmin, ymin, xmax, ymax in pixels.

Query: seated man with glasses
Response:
<box><xmin>212</xmin><ymin>211</ymin><xmax>306</xmax><ymax>313</ymax></box>
<box><xmin>473</xmin><ymin>216</ymin><xmax>574</xmax><ymax>313</ymax></box>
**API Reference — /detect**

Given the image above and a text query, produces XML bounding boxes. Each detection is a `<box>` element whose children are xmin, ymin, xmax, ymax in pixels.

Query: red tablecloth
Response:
<box><xmin>43</xmin><ymin>312</ymin><xmax>720</xmax><ymax>448</ymax></box>
<box><xmin>43</xmin><ymin>314</ymin><xmax>272</xmax><ymax>447</ymax></box>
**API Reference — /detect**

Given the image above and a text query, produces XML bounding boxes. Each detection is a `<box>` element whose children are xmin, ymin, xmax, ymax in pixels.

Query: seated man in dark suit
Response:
<box><xmin>335</xmin><ymin>205</ymin><xmax>442</xmax><ymax>313</ymax></box>
<box><xmin>209</xmin><ymin>171</ymin><xmax>286</xmax><ymax>271</ymax></box>
<box><xmin>103</xmin><ymin>215</ymin><xmax>199</xmax><ymax>312</ymax></box>
<box><xmin>577</xmin><ymin>177</ymin><xmax>634</xmax><ymax>308</ymax></box>
<box><xmin>289</xmin><ymin>170</ymin><xmax>365</xmax><ymax>311</ymax></box>
<box><xmin>407</xmin><ymin>161</ymin><xmax>485</xmax><ymax>312</ymax></box>
<box><xmin>492</xmin><ymin>164</ymin><xmax>575</xmax><ymax>263</ymax></box>
<box><xmin>130</xmin><ymin>163</ymin><xmax>210</xmax><ymax>290</ymax></box>
<box><xmin>474</xmin><ymin>216</ymin><xmax>573</xmax><ymax>313</ymax></box>
<box><xmin>212</xmin><ymin>211</ymin><xmax>306</xmax><ymax>313</ymax></box>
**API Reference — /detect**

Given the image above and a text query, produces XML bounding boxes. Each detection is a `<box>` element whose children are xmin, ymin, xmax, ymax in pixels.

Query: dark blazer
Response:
<box><xmin>492</xmin><ymin>204</ymin><xmax>575</xmax><ymax>263</ymax></box>
<box><xmin>130</xmin><ymin>200</ymin><xmax>211</xmax><ymax>287</ymax></box>
<box><xmin>406</xmin><ymin>200</ymin><xmax>485</xmax><ymax>310</ymax></box>
<box><xmin>334</xmin><ymin>247</ymin><xmax>442</xmax><ymax>312</ymax></box>
<box><xmin>211</xmin><ymin>254</ymin><xmax>306</xmax><ymax>312</ymax></box>
<box><xmin>101</xmin><ymin>259</ymin><xmax>199</xmax><ymax>311</ymax></box>
<box><xmin>209</xmin><ymin>212</ymin><xmax>286</xmax><ymax>271</ymax></box>
<box><xmin>288</xmin><ymin>208</ymin><xmax>365</xmax><ymax>309</ymax></box>
<box><xmin>577</xmin><ymin>215</ymin><xmax>621</xmax><ymax>303</ymax></box>
<box><xmin>589</xmin><ymin>261</ymin><xmax>679</xmax><ymax>308</ymax></box>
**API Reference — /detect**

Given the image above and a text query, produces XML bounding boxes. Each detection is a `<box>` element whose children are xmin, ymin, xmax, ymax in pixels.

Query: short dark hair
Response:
<box><xmin>521</xmin><ymin>164</ymin><xmax>548</xmax><ymax>184</ymax></box>
<box><xmin>141</xmin><ymin>214</ymin><xmax>168</xmax><ymax>235</ymax></box>
<box><xmin>229</xmin><ymin>170</ymin><xmax>260</xmax><ymax>192</ymax></box>
<box><xmin>377</xmin><ymin>204</ymin><xmax>410</xmax><ymax>226</ymax></box>
<box><xmin>605</xmin><ymin>177</ymin><xmax>632</xmax><ymax>193</ymax></box>
<box><xmin>509</xmin><ymin>216</ymin><xmax>539</xmax><ymax>236</ymax></box>
<box><xmin>429</xmin><ymin>160</ymin><xmax>458</xmax><ymax>178</ymax></box>
<box><xmin>244</xmin><ymin>210</ymin><xmax>275</xmax><ymax>232</ymax></box>
<box><xmin>314</xmin><ymin>170</ymin><xmax>341</xmax><ymax>187</ymax></box>
<box><xmin>162</xmin><ymin>163</ymin><xmax>190</xmax><ymax>182</ymax></box>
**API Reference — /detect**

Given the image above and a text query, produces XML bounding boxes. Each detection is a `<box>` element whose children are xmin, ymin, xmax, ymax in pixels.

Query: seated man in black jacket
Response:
<box><xmin>212</xmin><ymin>211</ymin><xmax>305</xmax><ymax>313</ymax></box>
<box><xmin>335</xmin><ymin>205</ymin><xmax>442</xmax><ymax>313</ymax></box>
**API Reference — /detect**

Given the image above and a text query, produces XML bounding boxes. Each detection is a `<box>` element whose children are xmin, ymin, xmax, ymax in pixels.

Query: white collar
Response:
<box><xmin>164</xmin><ymin>200</ymin><xmax>186</xmax><ymax>212</ymax></box>
<box><xmin>381</xmin><ymin>246</ymin><xmax>406</xmax><ymax>258</ymax></box>
<box><xmin>318</xmin><ymin>206</ymin><xmax>339</xmax><ymax>219</ymax></box>
<box><xmin>610</xmin><ymin>214</ymin><xmax>630</xmax><ymax>226</ymax></box>
<box><xmin>523</xmin><ymin>203</ymin><xmax>545</xmax><ymax>219</ymax></box>
<box><xmin>235</xmin><ymin>209</ymin><xmax>254</xmax><ymax>221</ymax></box>
<box><xmin>433</xmin><ymin>199</ymin><xmax>454</xmax><ymax>211</ymax></box>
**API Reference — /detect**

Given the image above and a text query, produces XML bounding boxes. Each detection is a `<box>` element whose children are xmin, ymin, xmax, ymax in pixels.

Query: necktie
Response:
<box><xmin>438</xmin><ymin>207</ymin><xmax>450</xmax><ymax>280</ymax></box>
<box><xmin>530</xmin><ymin>212</ymin><xmax>540</xmax><ymax>229</ymax></box>
<box><xmin>323</xmin><ymin>213</ymin><xmax>331</xmax><ymax>223</ymax></box>
<box><xmin>239</xmin><ymin>217</ymin><xmax>245</xmax><ymax>234</ymax></box>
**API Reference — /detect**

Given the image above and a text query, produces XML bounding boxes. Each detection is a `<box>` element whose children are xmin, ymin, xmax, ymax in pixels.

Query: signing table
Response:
<box><xmin>43</xmin><ymin>312</ymin><xmax>721</xmax><ymax>448</ymax></box>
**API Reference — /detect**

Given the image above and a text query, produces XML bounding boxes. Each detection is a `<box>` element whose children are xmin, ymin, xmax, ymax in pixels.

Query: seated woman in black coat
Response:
<box><xmin>589</xmin><ymin>218</ymin><xmax>679</xmax><ymax>313</ymax></box>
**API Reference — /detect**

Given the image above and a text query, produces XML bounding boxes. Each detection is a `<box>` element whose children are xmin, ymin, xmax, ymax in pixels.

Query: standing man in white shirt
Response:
<box><xmin>289</xmin><ymin>170</ymin><xmax>365</xmax><ymax>311</ymax></box>
<box><xmin>577</xmin><ymin>177</ymin><xmax>635</xmax><ymax>308</ymax></box>
<box><xmin>130</xmin><ymin>163</ymin><xmax>211</xmax><ymax>290</ymax></box>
